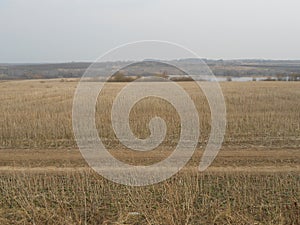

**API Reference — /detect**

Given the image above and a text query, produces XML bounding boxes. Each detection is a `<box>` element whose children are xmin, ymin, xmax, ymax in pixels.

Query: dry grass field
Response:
<box><xmin>0</xmin><ymin>79</ymin><xmax>299</xmax><ymax>224</ymax></box>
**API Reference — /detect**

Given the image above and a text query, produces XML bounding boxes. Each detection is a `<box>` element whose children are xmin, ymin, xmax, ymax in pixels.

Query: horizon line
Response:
<box><xmin>2</xmin><ymin>58</ymin><xmax>300</xmax><ymax>65</ymax></box>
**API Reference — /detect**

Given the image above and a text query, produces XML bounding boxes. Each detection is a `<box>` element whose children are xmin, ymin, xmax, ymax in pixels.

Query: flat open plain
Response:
<box><xmin>0</xmin><ymin>80</ymin><xmax>299</xmax><ymax>224</ymax></box>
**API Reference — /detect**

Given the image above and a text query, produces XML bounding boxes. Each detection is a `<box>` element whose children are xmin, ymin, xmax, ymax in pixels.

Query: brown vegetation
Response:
<box><xmin>0</xmin><ymin>79</ymin><xmax>299</xmax><ymax>224</ymax></box>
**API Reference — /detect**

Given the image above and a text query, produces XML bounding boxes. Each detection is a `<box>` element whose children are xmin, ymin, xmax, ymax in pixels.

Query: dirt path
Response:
<box><xmin>0</xmin><ymin>165</ymin><xmax>299</xmax><ymax>174</ymax></box>
<box><xmin>0</xmin><ymin>148</ymin><xmax>299</xmax><ymax>174</ymax></box>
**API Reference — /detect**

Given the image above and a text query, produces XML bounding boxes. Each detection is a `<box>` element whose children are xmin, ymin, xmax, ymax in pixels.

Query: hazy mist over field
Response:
<box><xmin>0</xmin><ymin>0</ymin><xmax>300</xmax><ymax>62</ymax></box>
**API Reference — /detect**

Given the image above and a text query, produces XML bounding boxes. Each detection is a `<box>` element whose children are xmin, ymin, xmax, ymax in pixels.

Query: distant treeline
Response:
<box><xmin>1</xmin><ymin>59</ymin><xmax>300</xmax><ymax>80</ymax></box>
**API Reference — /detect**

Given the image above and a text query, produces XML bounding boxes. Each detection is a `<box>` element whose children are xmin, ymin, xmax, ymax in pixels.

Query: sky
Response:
<box><xmin>0</xmin><ymin>0</ymin><xmax>299</xmax><ymax>63</ymax></box>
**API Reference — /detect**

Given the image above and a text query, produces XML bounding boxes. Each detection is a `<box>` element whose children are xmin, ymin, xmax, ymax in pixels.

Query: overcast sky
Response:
<box><xmin>0</xmin><ymin>0</ymin><xmax>299</xmax><ymax>63</ymax></box>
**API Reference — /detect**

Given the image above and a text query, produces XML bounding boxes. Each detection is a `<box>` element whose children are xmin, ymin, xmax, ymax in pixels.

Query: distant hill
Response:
<box><xmin>1</xmin><ymin>59</ymin><xmax>300</xmax><ymax>80</ymax></box>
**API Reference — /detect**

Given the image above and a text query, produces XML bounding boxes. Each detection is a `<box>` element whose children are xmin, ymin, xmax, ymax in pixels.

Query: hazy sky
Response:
<box><xmin>0</xmin><ymin>0</ymin><xmax>299</xmax><ymax>62</ymax></box>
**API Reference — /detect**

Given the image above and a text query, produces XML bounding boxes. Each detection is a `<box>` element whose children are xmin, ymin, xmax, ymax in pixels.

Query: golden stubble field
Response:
<box><xmin>0</xmin><ymin>79</ymin><xmax>299</xmax><ymax>224</ymax></box>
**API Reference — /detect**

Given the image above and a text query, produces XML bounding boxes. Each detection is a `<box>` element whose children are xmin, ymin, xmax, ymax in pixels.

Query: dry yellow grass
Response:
<box><xmin>1</xmin><ymin>79</ymin><xmax>299</xmax><ymax>149</ymax></box>
<box><xmin>0</xmin><ymin>79</ymin><xmax>299</xmax><ymax>224</ymax></box>
<box><xmin>0</xmin><ymin>170</ymin><xmax>299</xmax><ymax>224</ymax></box>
